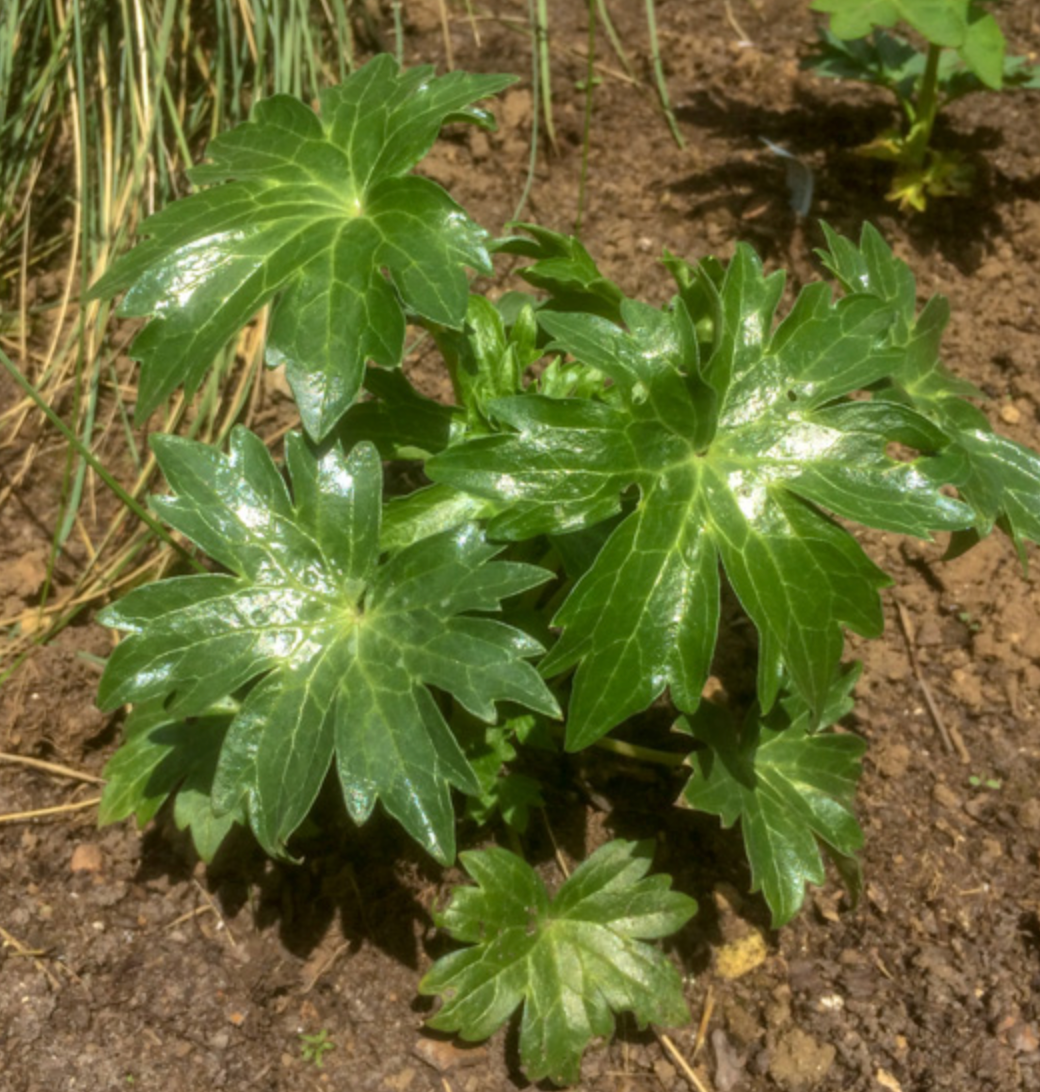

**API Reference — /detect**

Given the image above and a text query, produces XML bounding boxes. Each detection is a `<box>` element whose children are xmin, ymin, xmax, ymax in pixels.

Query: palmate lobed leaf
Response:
<box><xmin>429</xmin><ymin>228</ymin><xmax>975</xmax><ymax>747</ymax></box>
<box><xmin>680</xmin><ymin>667</ymin><xmax>866</xmax><ymax>926</ymax></box>
<box><xmin>419</xmin><ymin>840</ymin><xmax>697</xmax><ymax>1085</ymax></box>
<box><xmin>88</xmin><ymin>56</ymin><xmax>515</xmax><ymax>440</ymax></box>
<box><xmin>97</xmin><ymin>427</ymin><xmax>559</xmax><ymax>862</ymax></box>
<box><xmin>818</xmin><ymin>222</ymin><xmax>1040</xmax><ymax>556</ymax></box>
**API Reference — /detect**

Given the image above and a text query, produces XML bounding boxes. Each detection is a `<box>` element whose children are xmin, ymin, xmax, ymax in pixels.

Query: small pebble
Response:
<box><xmin>70</xmin><ymin>843</ymin><xmax>103</xmax><ymax>873</ymax></box>
<box><xmin>1010</xmin><ymin>1022</ymin><xmax>1040</xmax><ymax>1054</ymax></box>
<box><xmin>932</xmin><ymin>782</ymin><xmax>960</xmax><ymax>810</ymax></box>
<box><xmin>1016</xmin><ymin>799</ymin><xmax>1040</xmax><ymax>831</ymax></box>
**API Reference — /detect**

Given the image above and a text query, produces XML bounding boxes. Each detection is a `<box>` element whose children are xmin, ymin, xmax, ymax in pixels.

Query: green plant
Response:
<box><xmin>968</xmin><ymin>773</ymin><xmax>1002</xmax><ymax>790</ymax></box>
<box><xmin>90</xmin><ymin>57</ymin><xmax>1040</xmax><ymax>1083</ymax></box>
<box><xmin>298</xmin><ymin>1028</ymin><xmax>335</xmax><ymax>1068</ymax></box>
<box><xmin>419</xmin><ymin>840</ymin><xmax>696</xmax><ymax>1084</ymax></box>
<box><xmin>805</xmin><ymin>0</ymin><xmax>1040</xmax><ymax>209</ymax></box>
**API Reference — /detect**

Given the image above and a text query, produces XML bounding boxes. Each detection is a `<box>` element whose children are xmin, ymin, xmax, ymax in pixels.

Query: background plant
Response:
<box><xmin>805</xmin><ymin>0</ymin><xmax>1040</xmax><ymax>209</ymax></box>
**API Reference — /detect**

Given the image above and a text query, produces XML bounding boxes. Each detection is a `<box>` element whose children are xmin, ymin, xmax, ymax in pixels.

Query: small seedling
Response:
<box><xmin>90</xmin><ymin>57</ymin><xmax>1040</xmax><ymax>1083</ymax></box>
<box><xmin>968</xmin><ymin>774</ymin><xmax>1002</xmax><ymax>791</ymax></box>
<box><xmin>299</xmin><ymin>1028</ymin><xmax>335</xmax><ymax>1068</ymax></box>
<box><xmin>957</xmin><ymin>609</ymin><xmax>981</xmax><ymax>632</ymax></box>
<box><xmin>805</xmin><ymin>0</ymin><xmax>1040</xmax><ymax>209</ymax></box>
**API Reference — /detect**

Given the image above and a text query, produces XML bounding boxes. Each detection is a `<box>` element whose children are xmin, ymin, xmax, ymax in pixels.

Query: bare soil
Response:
<box><xmin>2</xmin><ymin>2</ymin><xmax>1040</xmax><ymax>1090</ymax></box>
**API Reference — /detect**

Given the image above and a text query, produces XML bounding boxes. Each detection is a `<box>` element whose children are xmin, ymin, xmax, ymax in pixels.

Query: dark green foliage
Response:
<box><xmin>92</xmin><ymin>57</ymin><xmax>1040</xmax><ymax>1085</ymax></box>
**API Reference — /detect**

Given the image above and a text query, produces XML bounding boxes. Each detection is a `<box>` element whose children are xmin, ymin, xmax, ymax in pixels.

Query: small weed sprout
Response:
<box><xmin>299</xmin><ymin>1029</ymin><xmax>335</xmax><ymax>1068</ymax></box>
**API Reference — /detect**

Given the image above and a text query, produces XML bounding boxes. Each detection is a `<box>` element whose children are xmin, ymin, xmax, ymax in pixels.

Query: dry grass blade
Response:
<box><xmin>1</xmin><ymin>0</ymin><xmax>355</xmax><ymax>683</ymax></box>
<box><xmin>655</xmin><ymin>1030</ymin><xmax>714</xmax><ymax>1092</ymax></box>
<box><xmin>0</xmin><ymin>925</ymin><xmax>62</xmax><ymax>989</ymax></box>
<box><xmin>534</xmin><ymin>0</ymin><xmax>558</xmax><ymax>152</ymax></box>
<box><xmin>895</xmin><ymin>600</ymin><xmax>971</xmax><ymax>765</ymax></box>
<box><xmin>0</xmin><ymin>752</ymin><xmax>104</xmax><ymax>784</ymax></box>
<box><xmin>0</xmin><ymin>796</ymin><xmax>102</xmax><ymax>823</ymax></box>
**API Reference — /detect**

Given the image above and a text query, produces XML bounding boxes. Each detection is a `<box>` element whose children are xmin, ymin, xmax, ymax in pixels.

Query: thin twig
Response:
<box><xmin>692</xmin><ymin>983</ymin><xmax>715</xmax><ymax>1061</ymax></box>
<box><xmin>0</xmin><ymin>925</ymin><xmax>62</xmax><ymax>990</ymax></box>
<box><xmin>511</xmin><ymin>0</ymin><xmax>542</xmax><ymax>222</ymax></box>
<box><xmin>459</xmin><ymin>0</ymin><xmax>481</xmax><ymax>47</ymax></box>
<box><xmin>575</xmin><ymin>0</ymin><xmax>597</xmax><ymax>235</ymax></box>
<box><xmin>535</xmin><ymin>0</ymin><xmax>558</xmax><ymax>152</ymax></box>
<box><xmin>193</xmin><ymin>878</ymin><xmax>237</xmax><ymax>947</ymax></box>
<box><xmin>655</xmin><ymin>1030</ymin><xmax>714</xmax><ymax>1092</ymax></box>
<box><xmin>895</xmin><ymin>601</ymin><xmax>971</xmax><ymax>765</ymax></box>
<box><xmin>0</xmin><ymin>927</ymin><xmax>46</xmax><ymax>957</ymax></box>
<box><xmin>0</xmin><ymin>797</ymin><xmax>102</xmax><ymax>823</ymax></box>
<box><xmin>539</xmin><ymin>808</ymin><xmax>570</xmax><ymax>879</ymax></box>
<box><xmin>645</xmin><ymin>0</ymin><xmax>684</xmax><ymax>148</ymax></box>
<box><xmin>166</xmin><ymin>905</ymin><xmax>215</xmax><ymax>930</ymax></box>
<box><xmin>594</xmin><ymin>0</ymin><xmax>635</xmax><ymax>78</ymax></box>
<box><xmin>302</xmin><ymin>941</ymin><xmax>351</xmax><ymax>994</ymax></box>
<box><xmin>723</xmin><ymin>0</ymin><xmax>752</xmax><ymax>43</ymax></box>
<box><xmin>0</xmin><ymin>752</ymin><xmax>104</xmax><ymax>785</ymax></box>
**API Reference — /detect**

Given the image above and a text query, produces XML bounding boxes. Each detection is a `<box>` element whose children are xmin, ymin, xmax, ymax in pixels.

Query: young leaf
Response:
<box><xmin>811</xmin><ymin>0</ymin><xmax>1009</xmax><ymax>88</ymax></box>
<box><xmin>496</xmin><ymin>223</ymin><xmax>626</xmax><ymax>323</ymax></box>
<box><xmin>456</xmin><ymin>714</ymin><xmax>545</xmax><ymax>834</ymax></box>
<box><xmin>97</xmin><ymin>427</ymin><xmax>558</xmax><ymax>861</ymax></box>
<box><xmin>428</xmin><ymin>295</ymin><xmax>536</xmax><ymax>430</ymax></box>
<box><xmin>89</xmin><ymin>57</ymin><xmax>515</xmax><ymax>439</ymax></box>
<box><xmin>812</xmin><ymin>0</ymin><xmax>968</xmax><ymax>51</ymax></box>
<box><xmin>430</xmin><ymin>237</ymin><xmax>973</xmax><ymax>746</ymax></box>
<box><xmin>420</xmin><ymin>840</ymin><xmax>696</xmax><ymax>1084</ymax></box>
<box><xmin>680</xmin><ymin>667</ymin><xmax>865</xmax><ymax>926</ymax></box>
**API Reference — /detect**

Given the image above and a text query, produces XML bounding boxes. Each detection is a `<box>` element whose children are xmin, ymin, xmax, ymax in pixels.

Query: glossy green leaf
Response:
<box><xmin>99</xmin><ymin>702</ymin><xmax>245</xmax><ymax>862</ymax></box>
<box><xmin>380</xmin><ymin>484</ymin><xmax>500</xmax><ymax>554</ymax></box>
<box><xmin>430</xmin><ymin>235</ymin><xmax>973</xmax><ymax>746</ymax></box>
<box><xmin>429</xmin><ymin>294</ymin><xmax>538</xmax><ymax>430</ymax></box>
<box><xmin>819</xmin><ymin>222</ymin><xmax>1040</xmax><ymax>556</ymax></box>
<box><xmin>944</xmin><ymin>429</ymin><xmax>1040</xmax><ymax>554</ymax></box>
<box><xmin>680</xmin><ymin>668</ymin><xmax>865</xmax><ymax>926</ymax></box>
<box><xmin>419</xmin><ymin>840</ymin><xmax>696</xmax><ymax>1084</ymax></box>
<box><xmin>89</xmin><ymin>57</ymin><xmax>515</xmax><ymax>439</ymax></box>
<box><xmin>97</xmin><ymin>427</ymin><xmax>558</xmax><ymax>861</ymax></box>
<box><xmin>336</xmin><ymin>365</ymin><xmax>462</xmax><ymax>461</ymax></box>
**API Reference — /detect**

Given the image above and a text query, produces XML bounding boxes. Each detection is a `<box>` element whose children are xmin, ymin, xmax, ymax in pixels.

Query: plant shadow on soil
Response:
<box><xmin>671</xmin><ymin>85</ymin><xmax>1040</xmax><ymax>274</ymax></box>
<box><xmin>132</xmin><ymin>799</ymin><xmax>435</xmax><ymax>970</ymax></box>
<box><xmin>123</xmin><ymin>655</ymin><xmax>777</xmax><ymax>997</ymax></box>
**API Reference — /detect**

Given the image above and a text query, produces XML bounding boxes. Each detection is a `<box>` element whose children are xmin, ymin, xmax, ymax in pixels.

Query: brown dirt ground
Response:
<box><xmin>3</xmin><ymin>1</ymin><xmax>1040</xmax><ymax>1090</ymax></box>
